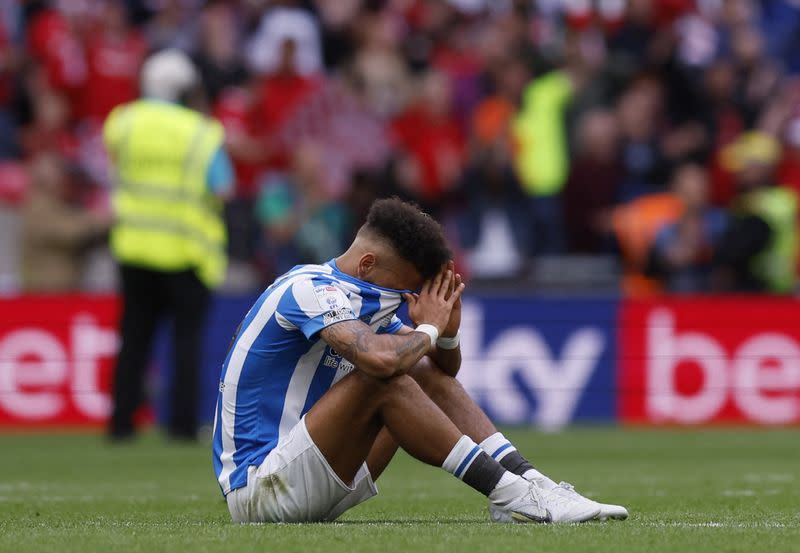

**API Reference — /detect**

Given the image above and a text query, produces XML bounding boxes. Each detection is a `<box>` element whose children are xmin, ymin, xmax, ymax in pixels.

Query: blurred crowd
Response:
<box><xmin>1</xmin><ymin>0</ymin><xmax>800</xmax><ymax>295</ymax></box>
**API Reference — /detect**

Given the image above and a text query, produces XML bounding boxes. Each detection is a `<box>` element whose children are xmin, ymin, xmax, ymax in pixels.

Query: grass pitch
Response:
<box><xmin>1</xmin><ymin>427</ymin><xmax>798</xmax><ymax>553</ymax></box>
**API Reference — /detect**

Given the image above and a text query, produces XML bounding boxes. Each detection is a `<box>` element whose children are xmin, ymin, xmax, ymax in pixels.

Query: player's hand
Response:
<box><xmin>403</xmin><ymin>266</ymin><xmax>465</xmax><ymax>335</ymax></box>
<box><xmin>442</xmin><ymin>260</ymin><xmax>463</xmax><ymax>338</ymax></box>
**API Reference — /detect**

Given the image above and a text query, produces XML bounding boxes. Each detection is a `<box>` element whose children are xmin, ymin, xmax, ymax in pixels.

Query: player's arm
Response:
<box><xmin>320</xmin><ymin>268</ymin><xmax>464</xmax><ymax>380</ymax></box>
<box><xmin>428</xmin><ymin>338</ymin><xmax>462</xmax><ymax>377</ymax></box>
<box><xmin>394</xmin><ymin>325</ymin><xmax>462</xmax><ymax>377</ymax></box>
<box><xmin>320</xmin><ymin>319</ymin><xmax>432</xmax><ymax>379</ymax></box>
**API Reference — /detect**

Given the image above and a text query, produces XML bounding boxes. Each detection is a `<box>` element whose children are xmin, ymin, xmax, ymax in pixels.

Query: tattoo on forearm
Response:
<box><xmin>395</xmin><ymin>333</ymin><xmax>429</xmax><ymax>359</ymax></box>
<box><xmin>353</xmin><ymin>326</ymin><xmax>370</xmax><ymax>353</ymax></box>
<box><xmin>322</xmin><ymin>320</ymin><xmax>430</xmax><ymax>373</ymax></box>
<box><xmin>324</xmin><ymin>321</ymin><xmax>370</xmax><ymax>362</ymax></box>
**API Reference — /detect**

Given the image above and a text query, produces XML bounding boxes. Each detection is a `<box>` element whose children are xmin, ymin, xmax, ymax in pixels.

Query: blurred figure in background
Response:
<box><xmin>645</xmin><ymin>164</ymin><xmax>728</xmax><ymax>293</ymax></box>
<box><xmin>390</xmin><ymin>70</ymin><xmax>465</xmax><ymax>218</ymax></box>
<box><xmin>715</xmin><ymin>132</ymin><xmax>798</xmax><ymax>293</ymax></box>
<box><xmin>0</xmin><ymin>13</ymin><xmax>19</xmax><ymax>159</ymax></box>
<box><xmin>512</xmin><ymin>67</ymin><xmax>573</xmax><ymax>255</ymax></box>
<box><xmin>349</xmin><ymin>8</ymin><xmax>411</xmax><ymax>119</ymax></box>
<box><xmin>144</xmin><ymin>0</ymin><xmax>197</xmax><ymax>52</ymax></box>
<box><xmin>193</xmin><ymin>2</ymin><xmax>247</xmax><ymax>104</ymax></box>
<box><xmin>104</xmin><ymin>49</ymin><xmax>232</xmax><ymax>441</ymax></box>
<box><xmin>20</xmin><ymin>153</ymin><xmax>109</xmax><ymax>292</ymax></box>
<box><xmin>729</xmin><ymin>24</ymin><xmax>782</xmax><ymax>128</ymax></box>
<box><xmin>246</xmin><ymin>0</ymin><xmax>322</xmax><ymax>78</ymax></box>
<box><xmin>563</xmin><ymin>109</ymin><xmax>623</xmax><ymax>254</ymax></box>
<box><xmin>611</xmin><ymin>190</ymin><xmax>684</xmax><ymax>297</ymax></box>
<box><xmin>255</xmin><ymin>141</ymin><xmax>349</xmax><ymax>277</ymax></box>
<box><xmin>19</xmin><ymin>87</ymin><xmax>76</xmax><ymax>159</ymax></box>
<box><xmin>615</xmin><ymin>77</ymin><xmax>669</xmax><ymax>201</ymax></box>
<box><xmin>459</xmin><ymin>58</ymin><xmax>531</xmax><ymax>279</ymax></box>
<box><xmin>79</xmin><ymin>0</ymin><xmax>146</xmax><ymax>125</ymax></box>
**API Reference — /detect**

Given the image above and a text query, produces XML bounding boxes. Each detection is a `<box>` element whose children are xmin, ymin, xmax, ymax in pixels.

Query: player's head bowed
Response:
<box><xmin>355</xmin><ymin>197</ymin><xmax>452</xmax><ymax>289</ymax></box>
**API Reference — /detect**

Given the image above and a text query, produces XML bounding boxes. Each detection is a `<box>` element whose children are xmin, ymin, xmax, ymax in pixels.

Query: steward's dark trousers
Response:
<box><xmin>109</xmin><ymin>264</ymin><xmax>211</xmax><ymax>439</ymax></box>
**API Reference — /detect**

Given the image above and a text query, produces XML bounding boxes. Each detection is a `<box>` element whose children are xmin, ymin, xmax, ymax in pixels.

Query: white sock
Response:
<box><xmin>488</xmin><ymin>471</ymin><xmax>529</xmax><ymax>506</ymax></box>
<box><xmin>441</xmin><ymin>435</ymin><xmax>483</xmax><ymax>478</ymax></box>
<box><xmin>442</xmin><ymin>435</ymin><xmax>528</xmax><ymax>501</ymax></box>
<box><xmin>479</xmin><ymin>432</ymin><xmax>517</xmax><ymax>462</ymax></box>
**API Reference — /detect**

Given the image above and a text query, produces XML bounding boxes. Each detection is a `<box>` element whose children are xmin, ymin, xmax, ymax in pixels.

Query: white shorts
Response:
<box><xmin>226</xmin><ymin>416</ymin><xmax>378</xmax><ymax>523</ymax></box>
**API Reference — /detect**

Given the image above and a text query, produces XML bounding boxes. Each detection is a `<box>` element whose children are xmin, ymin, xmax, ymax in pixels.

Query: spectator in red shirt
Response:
<box><xmin>249</xmin><ymin>38</ymin><xmax>321</xmax><ymax>171</ymax></box>
<box><xmin>26</xmin><ymin>6</ymin><xmax>86</xmax><ymax>100</ymax></box>
<box><xmin>79</xmin><ymin>1</ymin><xmax>146</xmax><ymax>124</ymax></box>
<box><xmin>390</xmin><ymin>70</ymin><xmax>465</xmax><ymax>214</ymax></box>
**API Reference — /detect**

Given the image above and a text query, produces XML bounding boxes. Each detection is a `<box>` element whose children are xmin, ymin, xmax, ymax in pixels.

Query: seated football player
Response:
<box><xmin>213</xmin><ymin>197</ymin><xmax>629</xmax><ymax>524</ymax></box>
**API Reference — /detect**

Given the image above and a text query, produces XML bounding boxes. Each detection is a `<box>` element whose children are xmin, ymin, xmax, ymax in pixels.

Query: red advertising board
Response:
<box><xmin>0</xmin><ymin>296</ymin><xmax>119</xmax><ymax>426</ymax></box>
<box><xmin>619</xmin><ymin>298</ymin><xmax>800</xmax><ymax>425</ymax></box>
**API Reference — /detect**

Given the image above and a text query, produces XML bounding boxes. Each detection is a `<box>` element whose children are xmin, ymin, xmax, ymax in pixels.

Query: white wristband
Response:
<box><xmin>415</xmin><ymin>324</ymin><xmax>439</xmax><ymax>347</ymax></box>
<box><xmin>436</xmin><ymin>331</ymin><xmax>461</xmax><ymax>350</ymax></box>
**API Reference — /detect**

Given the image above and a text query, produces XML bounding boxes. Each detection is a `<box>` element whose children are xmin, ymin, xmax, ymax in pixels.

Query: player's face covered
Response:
<box><xmin>356</xmin><ymin>252</ymin><xmax>424</xmax><ymax>293</ymax></box>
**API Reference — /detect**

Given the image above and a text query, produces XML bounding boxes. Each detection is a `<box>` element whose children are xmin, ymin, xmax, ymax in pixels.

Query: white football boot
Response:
<box><xmin>489</xmin><ymin>481</ymin><xmax>550</xmax><ymax>523</ymax></box>
<box><xmin>551</xmin><ymin>482</ymin><xmax>629</xmax><ymax>520</ymax></box>
<box><xmin>489</xmin><ymin>481</ymin><xmax>600</xmax><ymax>524</ymax></box>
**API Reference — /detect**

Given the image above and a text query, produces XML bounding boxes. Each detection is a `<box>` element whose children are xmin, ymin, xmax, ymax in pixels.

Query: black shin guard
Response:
<box><xmin>498</xmin><ymin>450</ymin><xmax>535</xmax><ymax>477</ymax></box>
<box><xmin>461</xmin><ymin>452</ymin><xmax>507</xmax><ymax>496</ymax></box>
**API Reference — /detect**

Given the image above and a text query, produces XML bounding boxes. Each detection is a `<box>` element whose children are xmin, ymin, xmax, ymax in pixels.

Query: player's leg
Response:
<box><xmin>364</xmin><ymin>427</ymin><xmax>400</xmax><ymax>480</ymax></box>
<box><xmin>409</xmin><ymin>356</ymin><xmax>628</xmax><ymax>521</ymax></box>
<box><xmin>306</xmin><ymin>370</ymin><xmax>473</xmax><ymax>483</ymax></box>
<box><xmin>409</xmin><ymin>356</ymin><xmax>497</xmax><ymax>443</ymax></box>
<box><xmin>109</xmin><ymin>265</ymin><xmax>162</xmax><ymax>439</ymax></box>
<box><xmin>305</xmin><ymin>370</ymin><xmax>555</xmax><ymax>522</ymax></box>
<box><xmin>407</xmin><ymin>358</ymin><xmax>546</xmax><ymax>478</ymax></box>
<box><xmin>363</xmin><ymin>357</ymin><xmax>497</xmax><ymax>480</ymax></box>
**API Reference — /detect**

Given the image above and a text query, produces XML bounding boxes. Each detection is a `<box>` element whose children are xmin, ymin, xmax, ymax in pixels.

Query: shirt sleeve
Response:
<box><xmin>206</xmin><ymin>147</ymin><xmax>235</xmax><ymax>196</ymax></box>
<box><xmin>279</xmin><ymin>278</ymin><xmax>357</xmax><ymax>340</ymax></box>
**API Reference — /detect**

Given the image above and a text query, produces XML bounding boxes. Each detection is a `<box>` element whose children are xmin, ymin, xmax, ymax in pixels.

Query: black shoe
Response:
<box><xmin>167</xmin><ymin>429</ymin><xmax>198</xmax><ymax>442</ymax></box>
<box><xmin>107</xmin><ymin>428</ymin><xmax>136</xmax><ymax>443</ymax></box>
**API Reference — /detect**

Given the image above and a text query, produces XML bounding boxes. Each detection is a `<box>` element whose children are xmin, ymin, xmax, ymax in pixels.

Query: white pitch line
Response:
<box><xmin>640</xmin><ymin>521</ymin><xmax>791</xmax><ymax>529</ymax></box>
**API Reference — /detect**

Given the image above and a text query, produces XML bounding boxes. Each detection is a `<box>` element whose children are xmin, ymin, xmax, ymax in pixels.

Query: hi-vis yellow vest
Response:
<box><xmin>104</xmin><ymin>100</ymin><xmax>227</xmax><ymax>289</ymax></box>
<box><xmin>512</xmin><ymin>71</ymin><xmax>574</xmax><ymax>197</ymax></box>
<box><xmin>740</xmin><ymin>187</ymin><xmax>798</xmax><ymax>293</ymax></box>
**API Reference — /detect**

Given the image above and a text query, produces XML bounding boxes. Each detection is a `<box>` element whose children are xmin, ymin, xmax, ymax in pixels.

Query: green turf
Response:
<box><xmin>1</xmin><ymin>428</ymin><xmax>798</xmax><ymax>553</ymax></box>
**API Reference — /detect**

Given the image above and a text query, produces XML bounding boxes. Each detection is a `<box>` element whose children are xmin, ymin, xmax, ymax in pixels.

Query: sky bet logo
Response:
<box><xmin>455</xmin><ymin>299</ymin><xmax>614</xmax><ymax>430</ymax></box>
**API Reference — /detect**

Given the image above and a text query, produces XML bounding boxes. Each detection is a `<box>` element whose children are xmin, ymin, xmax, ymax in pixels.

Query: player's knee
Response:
<box><xmin>409</xmin><ymin>357</ymin><xmax>457</xmax><ymax>397</ymax></box>
<box><xmin>383</xmin><ymin>373</ymin><xmax>424</xmax><ymax>400</ymax></box>
<box><xmin>352</xmin><ymin>370</ymin><xmax>415</xmax><ymax>396</ymax></box>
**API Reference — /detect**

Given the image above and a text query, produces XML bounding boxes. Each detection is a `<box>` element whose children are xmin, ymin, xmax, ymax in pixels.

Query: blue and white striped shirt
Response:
<box><xmin>212</xmin><ymin>260</ymin><xmax>407</xmax><ymax>495</ymax></box>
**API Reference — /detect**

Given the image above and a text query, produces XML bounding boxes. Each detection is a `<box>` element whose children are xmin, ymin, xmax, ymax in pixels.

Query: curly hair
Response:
<box><xmin>364</xmin><ymin>197</ymin><xmax>452</xmax><ymax>279</ymax></box>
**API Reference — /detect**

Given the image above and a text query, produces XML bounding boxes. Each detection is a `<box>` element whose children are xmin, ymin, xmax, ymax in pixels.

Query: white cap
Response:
<box><xmin>140</xmin><ymin>49</ymin><xmax>199</xmax><ymax>102</ymax></box>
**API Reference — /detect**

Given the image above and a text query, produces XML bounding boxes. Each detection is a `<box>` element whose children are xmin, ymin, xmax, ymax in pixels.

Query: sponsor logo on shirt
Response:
<box><xmin>313</xmin><ymin>284</ymin><xmax>347</xmax><ymax>310</ymax></box>
<box><xmin>322</xmin><ymin>347</ymin><xmax>354</xmax><ymax>375</ymax></box>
